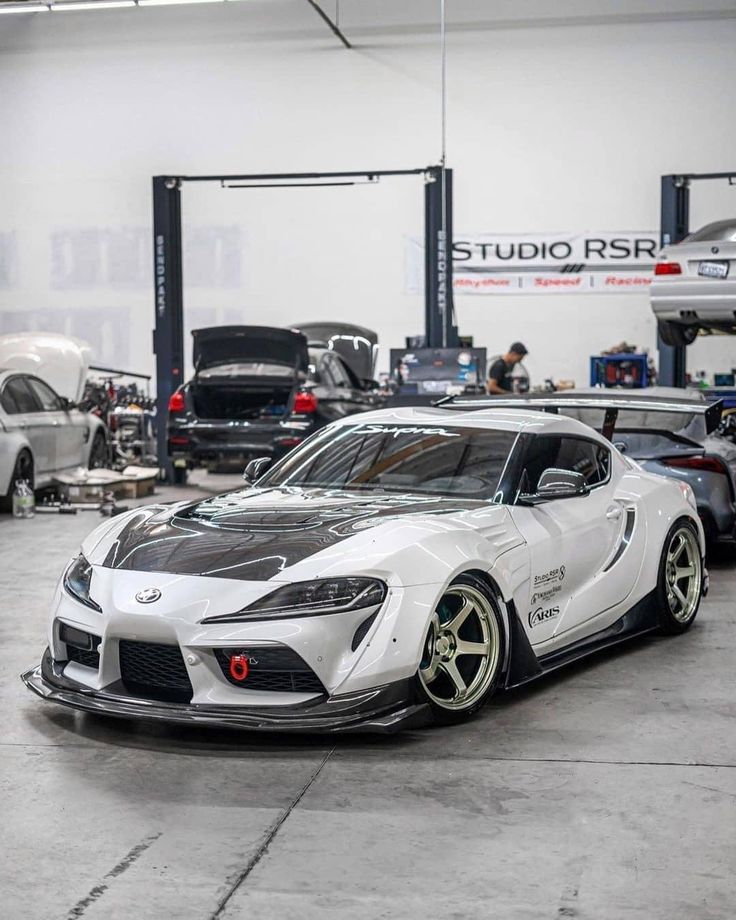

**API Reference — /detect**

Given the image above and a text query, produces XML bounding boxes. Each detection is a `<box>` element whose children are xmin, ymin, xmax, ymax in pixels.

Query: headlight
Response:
<box><xmin>201</xmin><ymin>577</ymin><xmax>387</xmax><ymax>623</ymax></box>
<box><xmin>63</xmin><ymin>555</ymin><xmax>102</xmax><ymax>612</ymax></box>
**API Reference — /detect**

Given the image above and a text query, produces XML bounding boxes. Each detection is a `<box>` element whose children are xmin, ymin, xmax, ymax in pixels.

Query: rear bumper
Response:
<box><xmin>168</xmin><ymin>422</ymin><xmax>315</xmax><ymax>466</ymax></box>
<box><xmin>21</xmin><ymin>649</ymin><xmax>430</xmax><ymax>734</ymax></box>
<box><xmin>651</xmin><ymin>283</ymin><xmax>736</xmax><ymax>321</ymax></box>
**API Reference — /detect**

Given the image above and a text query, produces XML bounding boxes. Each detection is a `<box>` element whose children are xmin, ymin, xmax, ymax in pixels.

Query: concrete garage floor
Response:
<box><xmin>2</xmin><ymin>481</ymin><xmax>736</xmax><ymax>920</ymax></box>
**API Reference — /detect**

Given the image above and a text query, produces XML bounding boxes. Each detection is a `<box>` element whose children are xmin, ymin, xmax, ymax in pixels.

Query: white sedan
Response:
<box><xmin>23</xmin><ymin>402</ymin><xmax>705</xmax><ymax>732</ymax></box>
<box><xmin>651</xmin><ymin>218</ymin><xmax>736</xmax><ymax>346</ymax></box>
<box><xmin>0</xmin><ymin>369</ymin><xmax>108</xmax><ymax>509</ymax></box>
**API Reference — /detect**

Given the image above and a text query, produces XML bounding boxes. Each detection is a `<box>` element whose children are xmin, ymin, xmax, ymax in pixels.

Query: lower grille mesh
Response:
<box><xmin>67</xmin><ymin>645</ymin><xmax>101</xmax><ymax>669</ymax></box>
<box><xmin>119</xmin><ymin>640</ymin><xmax>193</xmax><ymax>703</ymax></box>
<box><xmin>214</xmin><ymin>646</ymin><xmax>325</xmax><ymax>694</ymax></box>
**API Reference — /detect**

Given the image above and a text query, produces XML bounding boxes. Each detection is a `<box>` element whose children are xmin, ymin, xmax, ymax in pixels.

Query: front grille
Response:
<box><xmin>214</xmin><ymin>646</ymin><xmax>325</xmax><ymax>694</ymax></box>
<box><xmin>119</xmin><ymin>640</ymin><xmax>193</xmax><ymax>703</ymax></box>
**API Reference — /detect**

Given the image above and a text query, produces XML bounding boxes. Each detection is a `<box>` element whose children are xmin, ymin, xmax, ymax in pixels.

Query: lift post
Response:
<box><xmin>658</xmin><ymin>171</ymin><xmax>736</xmax><ymax>387</ymax></box>
<box><xmin>152</xmin><ymin>166</ymin><xmax>456</xmax><ymax>481</ymax></box>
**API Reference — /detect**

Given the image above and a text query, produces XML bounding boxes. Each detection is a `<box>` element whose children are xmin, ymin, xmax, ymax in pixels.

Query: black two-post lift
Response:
<box><xmin>152</xmin><ymin>165</ymin><xmax>457</xmax><ymax>481</ymax></box>
<box><xmin>658</xmin><ymin>171</ymin><xmax>736</xmax><ymax>387</ymax></box>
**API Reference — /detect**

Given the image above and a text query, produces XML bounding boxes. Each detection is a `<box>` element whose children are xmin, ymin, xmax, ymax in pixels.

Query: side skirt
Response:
<box><xmin>504</xmin><ymin>590</ymin><xmax>659</xmax><ymax>690</ymax></box>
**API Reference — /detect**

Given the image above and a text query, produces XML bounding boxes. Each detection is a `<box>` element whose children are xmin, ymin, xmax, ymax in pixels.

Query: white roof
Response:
<box><xmin>332</xmin><ymin>404</ymin><xmax>604</xmax><ymax>440</ymax></box>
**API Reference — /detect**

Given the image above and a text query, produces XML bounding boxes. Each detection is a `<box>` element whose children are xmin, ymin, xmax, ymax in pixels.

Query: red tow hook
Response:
<box><xmin>229</xmin><ymin>654</ymin><xmax>249</xmax><ymax>682</ymax></box>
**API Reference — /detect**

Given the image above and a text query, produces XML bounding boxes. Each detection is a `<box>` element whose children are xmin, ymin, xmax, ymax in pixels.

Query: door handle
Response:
<box><xmin>606</xmin><ymin>506</ymin><xmax>623</xmax><ymax>521</ymax></box>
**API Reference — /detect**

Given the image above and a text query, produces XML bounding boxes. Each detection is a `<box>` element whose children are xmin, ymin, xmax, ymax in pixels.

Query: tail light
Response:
<box><xmin>168</xmin><ymin>435</ymin><xmax>190</xmax><ymax>446</ymax></box>
<box><xmin>654</xmin><ymin>262</ymin><xmax>682</xmax><ymax>276</ymax></box>
<box><xmin>293</xmin><ymin>391</ymin><xmax>318</xmax><ymax>414</ymax></box>
<box><xmin>662</xmin><ymin>455</ymin><xmax>728</xmax><ymax>475</ymax></box>
<box><xmin>168</xmin><ymin>391</ymin><xmax>185</xmax><ymax>413</ymax></box>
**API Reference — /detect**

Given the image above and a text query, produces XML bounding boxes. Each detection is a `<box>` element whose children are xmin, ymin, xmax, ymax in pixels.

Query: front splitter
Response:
<box><xmin>21</xmin><ymin>650</ymin><xmax>431</xmax><ymax>735</ymax></box>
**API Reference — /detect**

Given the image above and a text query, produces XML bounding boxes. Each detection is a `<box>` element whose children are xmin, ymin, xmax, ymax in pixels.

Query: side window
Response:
<box><xmin>2</xmin><ymin>377</ymin><xmax>40</xmax><ymax>414</ymax></box>
<box><xmin>0</xmin><ymin>384</ymin><xmax>20</xmax><ymax>415</ymax></box>
<box><xmin>519</xmin><ymin>436</ymin><xmax>563</xmax><ymax>494</ymax></box>
<box><xmin>26</xmin><ymin>377</ymin><xmax>62</xmax><ymax>411</ymax></box>
<box><xmin>320</xmin><ymin>356</ymin><xmax>337</xmax><ymax>388</ymax></box>
<box><xmin>519</xmin><ymin>436</ymin><xmax>610</xmax><ymax>494</ymax></box>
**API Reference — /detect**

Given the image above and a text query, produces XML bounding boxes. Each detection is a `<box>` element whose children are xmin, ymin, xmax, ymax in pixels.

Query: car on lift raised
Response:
<box><xmin>167</xmin><ymin>324</ymin><xmax>384</xmax><ymax>483</ymax></box>
<box><xmin>651</xmin><ymin>219</ymin><xmax>736</xmax><ymax>346</ymax></box>
<box><xmin>24</xmin><ymin>402</ymin><xmax>706</xmax><ymax>732</ymax></box>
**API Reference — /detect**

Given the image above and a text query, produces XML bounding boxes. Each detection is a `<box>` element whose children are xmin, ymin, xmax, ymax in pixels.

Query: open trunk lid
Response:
<box><xmin>192</xmin><ymin>326</ymin><xmax>309</xmax><ymax>374</ymax></box>
<box><xmin>292</xmin><ymin>322</ymin><xmax>378</xmax><ymax>380</ymax></box>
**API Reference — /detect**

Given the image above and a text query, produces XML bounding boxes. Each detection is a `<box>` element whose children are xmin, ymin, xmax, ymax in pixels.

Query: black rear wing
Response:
<box><xmin>436</xmin><ymin>393</ymin><xmax>724</xmax><ymax>440</ymax></box>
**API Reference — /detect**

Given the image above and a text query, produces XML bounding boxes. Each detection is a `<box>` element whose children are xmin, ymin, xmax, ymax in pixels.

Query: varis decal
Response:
<box><xmin>529</xmin><ymin>605</ymin><xmax>561</xmax><ymax>628</ymax></box>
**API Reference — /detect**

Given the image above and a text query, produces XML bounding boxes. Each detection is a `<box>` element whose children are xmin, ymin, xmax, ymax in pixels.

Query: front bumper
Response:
<box><xmin>21</xmin><ymin>649</ymin><xmax>430</xmax><ymax>734</ymax></box>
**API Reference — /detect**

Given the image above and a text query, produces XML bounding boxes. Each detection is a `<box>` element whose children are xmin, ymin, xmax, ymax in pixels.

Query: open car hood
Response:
<box><xmin>0</xmin><ymin>332</ymin><xmax>91</xmax><ymax>402</ymax></box>
<box><xmin>192</xmin><ymin>326</ymin><xmax>309</xmax><ymax>373</ymax></box>
<box><xmin>293</xmin><ymin>322</ymin><xmax>378</xmax><ymax>380</ymax></box>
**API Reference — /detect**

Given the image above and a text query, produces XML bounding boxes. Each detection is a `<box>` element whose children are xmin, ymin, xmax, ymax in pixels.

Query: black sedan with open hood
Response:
<box><xmin>167</xmin><ymin>324</ymin><xmax>384</xmax><ymax>483</ymax></box>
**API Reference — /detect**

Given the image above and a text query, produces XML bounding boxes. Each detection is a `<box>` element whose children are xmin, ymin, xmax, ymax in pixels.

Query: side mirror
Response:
<box><xmin>243</xmin><ymin>456</ymin><xmax>272</xmax><ymax>484</ymax></box>
<box><xmin>59</xmin><ymin>395</ymin><xmax>76</xmax><ymax>411</ymax></box>
<box><xmin>520</xmin><ymin>468</ymin><xmax>588</xmax><ymax>505</ymax></box>
<box><xmin>362</xmin><ymin>378</ymin><xmax>381</xmax><ymax>391</ymax></box>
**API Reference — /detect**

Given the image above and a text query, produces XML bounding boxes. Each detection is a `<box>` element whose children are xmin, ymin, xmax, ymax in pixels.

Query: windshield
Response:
<box><xmin>261</xmin><ymin>423</ymin><xmax>519</xmax><ymax>499</ymax></box>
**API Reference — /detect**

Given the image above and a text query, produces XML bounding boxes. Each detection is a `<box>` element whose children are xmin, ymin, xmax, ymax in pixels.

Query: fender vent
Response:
<box><xmin>603</xmin><ymin>508</ymin><xmax>636</xmax><ymax>572</ymax></box>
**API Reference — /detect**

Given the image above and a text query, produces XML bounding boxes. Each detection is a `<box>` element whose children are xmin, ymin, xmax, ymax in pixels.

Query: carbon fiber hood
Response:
<box><xmin>98</xmin><ymin>488</ymin><xmax>487</xmax><ymax>581</ymax></box>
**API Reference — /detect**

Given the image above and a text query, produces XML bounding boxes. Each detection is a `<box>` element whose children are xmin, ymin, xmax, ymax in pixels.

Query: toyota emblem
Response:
<box><xmin>135</xmin><ymin>587</ymin><xmax>162</xmax><ymax>604</ymax></box>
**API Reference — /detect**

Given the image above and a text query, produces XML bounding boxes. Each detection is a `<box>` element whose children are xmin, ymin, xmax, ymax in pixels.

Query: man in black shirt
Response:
<box><xmin>487</xmin><ymin>342</ymin><xmax>528</xmax><ymax>394</ymax></box>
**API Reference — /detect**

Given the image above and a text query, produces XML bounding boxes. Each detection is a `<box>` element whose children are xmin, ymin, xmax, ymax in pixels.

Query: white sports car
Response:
<box><xmin>22</xmin><ymin>400</ymin><xmax>707</xmax><ymax>732</ymax></box>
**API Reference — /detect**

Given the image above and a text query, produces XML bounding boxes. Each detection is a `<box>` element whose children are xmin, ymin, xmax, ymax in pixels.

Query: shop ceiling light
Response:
<box><xmin>138</xmin><ymin>0</ymin><xmax>226</xmax><ymax>6</ymax></box>
<box><xmin>52</xmin><ymin>0</ymin><xmax>135</xmax><ymax>8</ymax></box>
<box><xmin>0</xmin><ymin>3</ymin><xmax>50</xmax><ymax>12</ymax></box>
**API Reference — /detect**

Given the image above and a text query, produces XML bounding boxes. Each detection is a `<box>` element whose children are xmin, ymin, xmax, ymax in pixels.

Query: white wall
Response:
<box><xmin>1</xmin><ymin>0</ymin><xmax>736</xmax><ymax>386</ymax></box>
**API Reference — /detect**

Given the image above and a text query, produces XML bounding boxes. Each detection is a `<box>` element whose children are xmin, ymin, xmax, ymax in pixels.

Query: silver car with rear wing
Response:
<box><xmin>651</xmin><ymin>219</ymin><xmax>736</xmax><ymax>346</ymax></box>
<box><xmin>439</xmin><ymin>391</ymin><xmax>733</xmax><ymax>546</ymax></box>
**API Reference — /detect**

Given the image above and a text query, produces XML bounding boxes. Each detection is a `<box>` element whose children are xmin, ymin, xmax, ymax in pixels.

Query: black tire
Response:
<box><xmin>0</xmin><ymin>449</ymin><xmax>34</xmax><ymax>512</ymax></box>
<box><xmin>171</xmin><ymin>465</ymin><xmax>188</xmax><ymax>486</ymax></box>
<box><xmin>414</xmin><ymin>573</ymin><xmax>506</xmax><ymax>725</ymax></box>
<box><xmin>656</xmin><ymin>518</ymin><xmax>703</xmax><ymax>635</ymax></box>
<box><xmin>88</xmin><ymin>430</ymin><xmax>110</xmax><ymax>469</ymax></box>
<box><xmin>658</xmin><ymin>319</ymin><xmax>699</xmax><ymax>348</ymax></box>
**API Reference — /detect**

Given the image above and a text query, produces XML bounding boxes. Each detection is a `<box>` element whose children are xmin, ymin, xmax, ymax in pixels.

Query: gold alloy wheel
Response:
<box><xmin>665</xmin><ymin>527</ymin><xmax>702</xmax><ymax>623</ymax></box>
<box><xmin>418</xmin><ymin>584</ymin><xmax>501</xmax><ymax>711</ymax></box>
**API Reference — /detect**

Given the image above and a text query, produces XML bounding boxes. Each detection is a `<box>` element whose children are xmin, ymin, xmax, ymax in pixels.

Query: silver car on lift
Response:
<box><xmin>651</xmin><ymin>219</ymin><xmax>736</xmax><ymax>346</ymax></box>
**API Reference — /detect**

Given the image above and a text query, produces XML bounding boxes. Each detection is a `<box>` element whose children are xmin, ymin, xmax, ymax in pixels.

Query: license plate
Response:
<box><xmin>698</xmin><ymin>260</ymin><xmax>729</xmax><ymax>279</ymax></box>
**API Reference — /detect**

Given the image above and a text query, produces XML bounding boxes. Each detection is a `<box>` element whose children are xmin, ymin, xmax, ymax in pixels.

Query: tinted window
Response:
<box><xmin>0</xmin><ymin>384</ymin><xmax>19</xmax><ymax>414</ymax></box>
<box><xmin>520</xmin><ymin>436</ymin><xmax>610</xmax><ymax>493</ymax></box>
<box><xmin>263</xmin><ymin>423</ymin><xmax>519</xmax><ymax>499</ymax></box>
<box><xmin>2</xmin><ymin>377</ymin><xmax>39</xmax><ymax>414</ymax></box>
<box><xmin>326</xmin><ymin>355</ymin><xmax>351</xmax><ymax>388</ymax></box>
<box><xmin>26</xmin><ymin>377</ymin><xmax>62</xmax><ymax>411</ymax></box>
